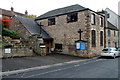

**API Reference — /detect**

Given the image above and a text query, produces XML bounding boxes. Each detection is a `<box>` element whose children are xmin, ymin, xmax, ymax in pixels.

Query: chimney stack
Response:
<box><xmin>25</xmin><ymin>10</ymin><xmax>28</xmax><ymax>15</ymax></box>
<box><xmin>11</xmin><ymin>7</ymin><xmax>14</xmax><ymax>11</ymax></box>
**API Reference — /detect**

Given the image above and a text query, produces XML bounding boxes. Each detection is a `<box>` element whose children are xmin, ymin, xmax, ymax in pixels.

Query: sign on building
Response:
<box><xmin>39</xmin><ymin>43</ymin><xmax>45</xmax><ymax>48</ymax></box>
<box><xmin>4</xmin><ymin>48</ymin><xmax>11</xmax><ymax>53</ymax></box>
<box><xmin>76</xmin><ymin>42</ymin><xmax>86</xmax><ymax>50</ymax></box>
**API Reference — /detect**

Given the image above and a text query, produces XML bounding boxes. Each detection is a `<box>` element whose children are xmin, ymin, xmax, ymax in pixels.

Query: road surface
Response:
<box><xmin>3</xmin><ymin>57</ymin><xmax>119</xmax><ymax>79</ymax></box>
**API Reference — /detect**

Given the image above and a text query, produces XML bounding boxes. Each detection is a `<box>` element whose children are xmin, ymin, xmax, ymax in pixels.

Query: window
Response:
<box><xmin>108</xmin><ymin>30</ymin><xmax>110</xmax><ymax>37</ymax></box>
<box><xmin>91</xmin><ymin>30</ymin><xmax>96</xmax><ymax>47</ymax></box>
<box><xmin>100</xmin><ymin>17</ymin><xmax>103</xmax><ymax>27</ymax></box>
<box><xmin>114</xmin><ymin>42</ymin><xmax>117</xmax><ymax>48</ymax></box>
<box><xmin>48</xmin><ymin>18</ymin><xmax>55</xmax><ymax>26</ymax></box>
<box><xmin>91</xmin><ymin>13</ymin><xmax>95</xmax><ymax>25</ymax></box>
<box><xmin>100</xmin><ymin>31</ymin><xmax>103</xmax><ymax>46</ymax></box>
<box><xmin>108</xmin><ymin>41</ymin><xmax>111</xmax><ymax>47</ymax></box>
<box><xmin>67</xmin><ymin>13</ymin><xmax>78</xmax><ymax>23</ymax></box>
<box><xmin>114</xmin><ymin>31</ymin><xmax>116</xmax><ymax>36</ymax></box>
<box><xmin>55</xmin><ymin>43</ymin><xmax>62</xmax><ymax>49</ymax></box>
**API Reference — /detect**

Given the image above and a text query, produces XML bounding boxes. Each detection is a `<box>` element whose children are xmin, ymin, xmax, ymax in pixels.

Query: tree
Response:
<box><xmin>2</xmin><ymin>16</ymin><xmax>12</xmax><ymax>28</ymax></box>
<box><xmin>26</xmin><ymin>14</ymin><xmax>37</xmax><ymax>18</ymax></box>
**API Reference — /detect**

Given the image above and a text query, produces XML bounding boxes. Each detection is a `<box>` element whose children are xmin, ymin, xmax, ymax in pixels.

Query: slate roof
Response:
<box><xmin>16</xmin><ymin>16</ymin><xmax>52</xmax><ymax>38</ymax></box>
<box><xmin>35</xmin><ymin>4</ymin><xmax>88</xmax><ymax>20</ymax></box>
<box><xmin>107</xmin><ymin>21</ymin><xmax>119</xmax><ymax>30</ymax></box>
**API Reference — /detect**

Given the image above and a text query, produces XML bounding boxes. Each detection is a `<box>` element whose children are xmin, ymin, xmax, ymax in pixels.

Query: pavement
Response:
<box><xmin>2</xmin><ymin>53</ymin><xmax>87</xmax><ymax>72</ymax></box>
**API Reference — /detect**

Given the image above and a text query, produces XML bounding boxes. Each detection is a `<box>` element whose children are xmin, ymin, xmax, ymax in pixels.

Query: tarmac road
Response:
<box><xmin>3</xmin><ymin>56</ymin><xmax>119</xmax><ymax>79</ymax></box>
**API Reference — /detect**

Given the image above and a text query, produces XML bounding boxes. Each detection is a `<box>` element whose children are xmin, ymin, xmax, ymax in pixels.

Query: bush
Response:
<box><xmin>2</xmin><ymin>28</ymin><xmax>20</xmax><ymax>39</ymax></box>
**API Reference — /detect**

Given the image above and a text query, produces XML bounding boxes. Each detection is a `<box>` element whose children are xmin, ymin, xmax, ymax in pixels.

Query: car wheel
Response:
<box><xmin>113</xmin><ymin>54</ymin><xmax>116</xmax><ymax>59</ymax></box>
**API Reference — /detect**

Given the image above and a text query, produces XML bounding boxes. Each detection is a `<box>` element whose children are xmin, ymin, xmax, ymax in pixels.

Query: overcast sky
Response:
<box><xmin>1</xmin><ymin>0</ymin><xmax>120</xmax><ymax>16</ymax></box>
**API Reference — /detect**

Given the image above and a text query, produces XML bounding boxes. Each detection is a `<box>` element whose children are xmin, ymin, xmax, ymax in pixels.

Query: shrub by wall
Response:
<box><xmin>2</xmin><ymin>28</ymin><xmax>20</xmax><ymax>39</ymax></box>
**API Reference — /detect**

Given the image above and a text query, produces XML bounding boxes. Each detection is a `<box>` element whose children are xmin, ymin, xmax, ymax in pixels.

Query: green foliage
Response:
<box><xmin>2</xmin><ymin>41</ymin><xmax>7</xmax><ymax>47</ymax></box>
<box><xmin>0</xmin><ymin>40</ymin><xmax>8</xmax><ymax>47</ymax></box>
<box><xmin>2</xmin><ymin>28</ymin><xmax>20</xmax><ymax>39</ymax></box>
<box><xmin>26</xmin><ymin>14</ymin><xmax>37</xmax><ymax>18</ymax></box>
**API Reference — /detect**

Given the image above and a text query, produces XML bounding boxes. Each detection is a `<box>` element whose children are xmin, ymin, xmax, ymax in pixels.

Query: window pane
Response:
<box><xmin>67</xmin><ymin>13</ymin><xmax>78</xmax><ymax>23</ymax></box>
<box><xmin>100</xmin><ymin>17</ymin><xmax>103</xmax><ymax>27</ymax></box>
<box><xmin>91</xmin><ymin>30</ymin><xmax>96</xmax><ymax>47</ymax></box>
<box><xmin>48</xmin><ymin>18</ymin><xmax>55</xmax><ymax>26</ymax></box>
<box><xmin>91</xmin><ymin>14</ymin><xmax>95</xmax><ymax>25</ymax></box>
<box><xmin>108</xmin><ymin>30</ymin><xmax>110</xmax><ymax>37</ymax></box>
<box><xmin>100</xmin><ymin>31</ymin><xmax>103</xmax><ymax>46</ymax></box>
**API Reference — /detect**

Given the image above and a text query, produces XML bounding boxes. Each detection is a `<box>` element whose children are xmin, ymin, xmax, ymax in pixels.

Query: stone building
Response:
<box><xmin>105</xmin><ymin>21</ymin><xmax>119</xmax><ymax>48</ymax></box>
<box><xmin>105</xmin><ymin>8</ymin><xmax>120</xmax><ymax>47</ymax></box>
<box><xmin>35</xmin><ymin>4</ymin><xmax>105</xmax><ymax>58</ymax></box>
<box><xmin>10</xmin><ymin>16</ymin><xmax>53</xmax><ymax>56</ymax></box>
<box><xmin>97</xmin><ymin>10</ymin><xmax>119</xmax><ymax>48</ymax></box>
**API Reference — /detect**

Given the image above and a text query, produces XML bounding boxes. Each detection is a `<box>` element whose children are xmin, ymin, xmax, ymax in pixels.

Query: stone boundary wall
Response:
<box><xmin>2</xmin><ymin>47</ymin><xmax>34</xmax><ymax>58</ymax></box>
<box><xmin>2</xmin><ymin>36</ymin><xmax>35</xmax><ymax>58</ymax></box>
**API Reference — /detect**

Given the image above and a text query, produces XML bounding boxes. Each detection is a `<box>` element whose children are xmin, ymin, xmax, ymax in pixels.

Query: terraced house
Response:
<box><xmin>35</xmin><ymin>4</ymin><xmax>105</xmax><ymax>58</ymax></box>
<box><xmin>105</xmin><ymin>22</ymin><xmax>119</xmax><ymax>48</ymax></box>
<box><xmin>97</xmin><ymin>9</ymin><xmax>119</xmax><ymax>48</ymax></box>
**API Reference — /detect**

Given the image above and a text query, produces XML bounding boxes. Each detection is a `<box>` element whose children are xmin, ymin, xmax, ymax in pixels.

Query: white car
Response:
<box><xmin>100</xmin><ymin>48</ymin><xmax>119</xmax><ymax>59</ymax></box>
<box><xmin>117</xmin><ymin>48</ymin><xmax>120</xmax><ymax>53</ymax></box>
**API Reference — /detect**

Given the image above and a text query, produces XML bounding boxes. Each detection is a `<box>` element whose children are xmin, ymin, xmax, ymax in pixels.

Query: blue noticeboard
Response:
<box><xmin>76</xmin><ymin>42</ymin><xmax>86</xmax><ymax>50</ymax></box>
<box><xmin>76</xmin><ymin>42</ymin><xmax>81</xmax><ymax>50</ymax></box>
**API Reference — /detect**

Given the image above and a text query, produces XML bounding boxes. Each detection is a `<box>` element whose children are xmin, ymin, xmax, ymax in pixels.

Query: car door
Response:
<box><xmin>114</xmin><ymin>49</ymin><xmax>119</xmax><ymax>56</ymax></box>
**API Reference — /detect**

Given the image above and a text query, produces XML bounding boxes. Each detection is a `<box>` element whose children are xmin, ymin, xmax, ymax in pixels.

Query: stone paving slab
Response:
<box><xmin>2</xmin><ymin>53</ymin><xmax>85</xmax><ymax>72</ymax></box>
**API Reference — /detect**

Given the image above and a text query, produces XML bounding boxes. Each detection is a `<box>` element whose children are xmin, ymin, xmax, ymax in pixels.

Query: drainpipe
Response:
<box><xmin>104</xmin><ymin>11</ymin><xmax>109</xmax><ymax>48</ymax></box>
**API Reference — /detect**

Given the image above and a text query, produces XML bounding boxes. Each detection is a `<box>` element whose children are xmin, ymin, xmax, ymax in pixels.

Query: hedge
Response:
<box><xmin>2</xmin><ymin>28</ymin><xmax>20</xmax><ymax>39</ymax></box>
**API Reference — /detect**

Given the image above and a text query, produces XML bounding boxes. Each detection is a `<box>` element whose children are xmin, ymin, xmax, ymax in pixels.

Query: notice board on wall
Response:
<box><xmin>4</xmin><ymin>48</ymin><xmax>11</xmax><ymax>53</ymax></box>
<box><xmin>76</xmin><ymin>42</ymin><xmax>86</xmax><ymax>50</ymax></box>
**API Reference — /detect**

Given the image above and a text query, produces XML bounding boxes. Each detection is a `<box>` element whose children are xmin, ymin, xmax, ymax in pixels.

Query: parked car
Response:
<box><xmin>117</xmin><ymin>48</ymin><xmax>120</xmax><ymax>53</ymax></box>
<box><xmin>100</xmin><ymin>48</ymin><xmax>119</xmax><ymax>59</ymax></box>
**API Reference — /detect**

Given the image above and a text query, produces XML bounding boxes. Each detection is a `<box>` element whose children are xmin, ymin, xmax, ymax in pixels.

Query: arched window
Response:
<box><xmin>91</xmin><ymin>30</ymin><xmax>96</xmax><ymax>47</ymax></box>
<box><xmin>100</xmin><ymin>31</ymin><xmax>103</xmax><ymax>46</ymax></box>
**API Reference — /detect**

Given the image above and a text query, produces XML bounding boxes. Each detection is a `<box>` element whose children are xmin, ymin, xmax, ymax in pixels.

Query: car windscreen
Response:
<box><xmin>118</xmin><ymin>48</ymin><xmax>120</xmax><ymax>50</ymax></box>
<box><xmin>118</xmin><ymin>48</ymin><xmax>120</xmax><ymax>51</ymax></box>
<box><xmin>102</xmin><ymin>49</ymin><xmax>112</xmax><ymax>52</ymax></box>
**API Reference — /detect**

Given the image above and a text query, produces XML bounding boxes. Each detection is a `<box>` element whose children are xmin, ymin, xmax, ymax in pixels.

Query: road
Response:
<box><xmin>3</xmin><ymin>57</ymin><xmax>119</xmax><ymax>79</ymax></box>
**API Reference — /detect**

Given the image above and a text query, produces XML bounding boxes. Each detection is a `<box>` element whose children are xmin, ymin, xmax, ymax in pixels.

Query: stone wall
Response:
<box><xmin>2</xmin><ymin>36</ymin><xmax>35</xmax><ymax>58</ymax></box>
<box><xmin>2</xmin><ymin>47</ymin><xmax>34</xmax><ymax>58</ymax></box>
<box><xmin>89</xmin><ymin>11</ymin><xmax>105</xmax><ymax>57</ymax></box>
<box><xmin>28</xmin><ymin>35</ymin><xmax>46</xmax><ymax>56</ymax></box>
<box><xmin>37</xmin><ymin>10</ymin><xmax>105</xmax><ymax>58</ymax></box>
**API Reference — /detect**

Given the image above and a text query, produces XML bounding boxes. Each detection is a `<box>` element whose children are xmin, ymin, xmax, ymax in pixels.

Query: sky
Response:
<box><xmin>0</xmin><ymin>0</ymin><xmax>120</xmax><ymax>16</ymax></box>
